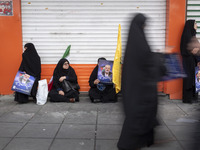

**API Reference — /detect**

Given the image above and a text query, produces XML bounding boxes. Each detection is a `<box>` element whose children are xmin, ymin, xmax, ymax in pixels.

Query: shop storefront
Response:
<box><xmin>0</xmin><ymin>0</ymin><xmax>186</xmax><ymax>100</ymax></box>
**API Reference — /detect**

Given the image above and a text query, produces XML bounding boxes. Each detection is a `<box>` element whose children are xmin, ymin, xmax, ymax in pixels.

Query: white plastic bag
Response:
<box><xmin>36</xmin><ymin>79</ymin><xmax>48</xmax><ymax>105</ymax></box>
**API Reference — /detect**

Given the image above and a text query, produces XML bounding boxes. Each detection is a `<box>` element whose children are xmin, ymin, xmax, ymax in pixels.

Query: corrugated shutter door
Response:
<box><xmin>21</xmin><ymin>0</ymin><xmax>166</xmax><ymax>64</ymax></box>
<box><xmin>187</xmin><ymin>0</ymin><xmax>200</xmax><ymax>39</ymax></box>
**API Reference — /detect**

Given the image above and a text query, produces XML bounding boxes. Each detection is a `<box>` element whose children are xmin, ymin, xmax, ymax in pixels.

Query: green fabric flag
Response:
<box><xmin>62</xmin><ymin>45</ymin><xmax>71</xmax><ymax>59</ymax></box>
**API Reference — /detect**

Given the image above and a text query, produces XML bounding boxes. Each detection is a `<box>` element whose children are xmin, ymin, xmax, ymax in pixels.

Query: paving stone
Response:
<box><xmin>96</xmin><ymin>125</ymin><xmax>122</xmax><ymax>140</ymax></box>
<box><xmin>50</xmin><ymin>139</ymin><xmax>94</xmax><ymax>150</ymax></box>
<box><xmin>0</xmin><ymin>123</ymin><xmax>25</xmax><ymax>138</ymax></box>
<box><xmin>154</xmin><ymin>126</ymin><xmax>175</xmax><ymax>141</ymax></box>
<box><xmin>39</xmin><ymin>102</ymin><xmax>71</xmax><ymax>113</ymax></box>
<box><xmin>4</xmin><ymin>138</ymin><xmax>53</xmax><ymax>150</ymax></box>
<box><xmin>63</xmin><ymin>110</ymin><xmax>97</xmax><ymax>124</ymax></box>
<box><xmin>158</xmin><ymin>105</ymin><xmax>186</xmax><ymax>119</ymax></box>
<box><xmin>1</xmin><ymin>94</ymin><xmax>198</xmax><ymax>150</ymax></box>
<box><xmin>96</xmin><ymin>140</ymin><xmax>118</xmax><ymax>150</ymax></box>
<box><xmin>168</xmin><ymin>125</ymin><xmax>199</xmax><ymax>141</ymax></box>
<box><xmin>0</xmin><ymin>112</ymin><xmax>35</xmax><ymax>123</ymax></box>
<box><xmin>98</xmin><ymin>110</ymin><xmax>124</xmax><ymax>125</ymax></box>
<box><xmin>179</xmin><ymin>140</ymin><xmax>200</xmax><ymax>150</ymax></box>
<box><xmin>0</xmin><ymin>138</ymin><xmax>11</xmax><ymax>149</ymax></box>
<box><xmin>56</xmin><ymin>124</ymin><xmax>95</xmax><ymax>139</ymax></box>
<box><xmin>16</xmin><ymin>123</ymin><xmax>60</xmax><ymax>138</ymax></box>
<box><xmin>163</xmin><ymin>118</ymin><xmax>200</xmax><ymax>126</ymax></box>
<box><xmin>11</xmin><ymin>103</ymin><xmax>42</xmax><ymax>113</ymax></box>
<box><xmin>29</xmin><ymin>111</ymin><xmax>65</xmax><ymax>123</ymax></box>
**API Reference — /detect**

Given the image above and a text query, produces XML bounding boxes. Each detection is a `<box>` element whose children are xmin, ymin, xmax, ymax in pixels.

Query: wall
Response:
<box><xmin>0</xmin><ymin>0</ymin><xmax>187</xmax><ymax>97</ymax></box>
<box><xmin>0</xmin><ymin>0</ymin><xmax>22</xmax><ymax>95</ymax></box>
<box><xmin>164</xmin><ymin>0</ymin><xmax>186</xmax><ymax>99</ymax></box>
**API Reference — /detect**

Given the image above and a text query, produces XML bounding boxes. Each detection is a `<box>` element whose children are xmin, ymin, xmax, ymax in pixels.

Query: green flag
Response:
<box><xmin>62</xmin><ymin>45</ymin><xmax>71</xmax><ymax>58</ymax></box>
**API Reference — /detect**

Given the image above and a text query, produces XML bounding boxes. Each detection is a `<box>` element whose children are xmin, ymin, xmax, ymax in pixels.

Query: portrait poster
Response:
<box><xmin>195</xmin><ymin>67</ymin><xmax>200</xmax><ymax>93</ymax></box>
<box><xmin>160</xmin><ymin>53</ymin><xmax>187</xmax><ymax>81</ymax></box>
<box><xmin>97</xmin><ymin>60</ymin><xmax>113</xmax><ymax>84</ymax></box>
<box><xmin>0</xmin><ymin>0</ymin><xmax>13</xmax><ymax>16</ymax></box>
<box><xmin>11</xmin><ymin>71</ymin><xmax>35</xmax><ymax>95</ymax></box>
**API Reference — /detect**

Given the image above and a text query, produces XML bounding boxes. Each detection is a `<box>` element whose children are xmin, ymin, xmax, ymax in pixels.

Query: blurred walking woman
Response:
<box><xmin>14</xmin><ymin>43</ymin><xmax>41</xmax><ymax>103</ymax></box>
<box><xmin>180</xmin><ymin>20</ymin><xmax>198</xmax><ymax>103</ymax></box>
<box><xmin>117</xmin><ymin>14</ymin><xmax>164</xmax><ymax>150</ymax></box>
<box><xmin>49</xmin><ymin>58</ymin><xmax>79</xmax><ymax>102</ymax></box>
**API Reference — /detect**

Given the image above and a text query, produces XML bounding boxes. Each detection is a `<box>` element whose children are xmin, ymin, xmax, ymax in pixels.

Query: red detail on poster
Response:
<box><xmin>0</xmin><ymin>0</ymin><xmax>13</xmax><ymax>16</ymax></box>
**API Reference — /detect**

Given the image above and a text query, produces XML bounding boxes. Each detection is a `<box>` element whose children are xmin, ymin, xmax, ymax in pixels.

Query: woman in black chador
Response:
<box><xmin>117</xmin><ymin>14</ymin><xmax>164</xmax><ymax>150</ymax></box>
<box><xmin>14</xmin><ymin>43</ymin><xmax>41</xmax><ymax>103</ymax></box>
<box><xmin>180</xmin><ymin>20</ymin><xmax>198</xmax><ymax>103</ymax></box>
<box><xmin>88</xmin><ymin>57</ymin><xmax>117</xmax><ymax>103</ymax></box>
<box><xmin>49</xmin><ymin>58</ymin><xmax>79</xmax><ymax>102</ymax></box>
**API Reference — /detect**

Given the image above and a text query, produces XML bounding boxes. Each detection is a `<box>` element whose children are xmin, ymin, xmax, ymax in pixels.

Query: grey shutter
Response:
<box><xmin>21</xmin><ymin>0</ymin><xmax>166</xmax><ymax>64</ymax></box>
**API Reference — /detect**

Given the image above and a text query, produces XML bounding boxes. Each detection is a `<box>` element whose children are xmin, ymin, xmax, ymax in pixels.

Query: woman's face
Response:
<box><xmin>63</xmin><ymin>61</ymin><xmax>69</xmax><ymax>69</ymax></box>
<box><xmin>24</xmin><ymin>47</ymin><xmax>27</xmax><ymax>51</ymax></box>
<box><xmin>194</xmin><ymin>22</ymin><xmax>198</xmax><ymax>30</ymax></box>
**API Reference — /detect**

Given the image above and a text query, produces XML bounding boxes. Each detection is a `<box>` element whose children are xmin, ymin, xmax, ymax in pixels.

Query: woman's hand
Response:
<box><xmin>191</xmin><ymin>48</ymin><xmax>199</xmax><ymax>55</ymax></box>
<box><xmin>58</xmin><ymin>90</ymin><xmax>65</xmax><ymax>96</ymax></box>
<box><xmin>59</xmin><ymin>76</ymin><xmax>66</xmax><ymax>82</ymax></box>
<box><xmin>94</xmin><ymin>79</ymin><xmax>100</xmax><ymax>85</ymax></box>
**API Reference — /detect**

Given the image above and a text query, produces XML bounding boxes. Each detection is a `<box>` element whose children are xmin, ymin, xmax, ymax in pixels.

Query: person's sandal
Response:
<box><xmin>69</xmin><ymin>98</ymin><xmax>75</xmax><ymax>103</ymax></box>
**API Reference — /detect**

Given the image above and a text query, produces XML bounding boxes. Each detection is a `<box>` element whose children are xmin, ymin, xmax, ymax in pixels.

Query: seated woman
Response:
<box><xmin>88</xmin><ymin>57</ymin><xmax>117</xmax><ymax>103</ymax></box>
<box><xmin>14</xmin><ymin>43</ymin><xmax>41</xmax><ymax>103</ymax></box>
<box><xmin>49</xmin><ymin>58</ymin><xmax>79</xmax><ymax>102</ymax></box>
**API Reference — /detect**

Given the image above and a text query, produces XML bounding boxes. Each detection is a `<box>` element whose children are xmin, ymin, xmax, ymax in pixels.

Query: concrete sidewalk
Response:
<box><xmin>0</xmin><ymin>93</ymin><xmax>200</xmax><ymax>150</ymax></box>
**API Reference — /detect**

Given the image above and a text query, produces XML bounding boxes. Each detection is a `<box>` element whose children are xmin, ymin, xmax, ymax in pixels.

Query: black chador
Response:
<box><xmin>180</xmin><ymin>20</ymin><xmax>198</xmax><ymax>103</ymax></box>
<box><xmin>14</xmin><ymin>43</ymin><xmax>41</xmax><ymax>103</ymax></box>
<box><xmin>49</xmin><ymin>59</ymin><xmax>79</xmax><ymax>102</ymax></box>
<box><xmin>88</xmin><ymin>58</ymin><xmax>117</xmax><ymax>103</ymax></box>
<box><xmin>117</xmin><ymin>14</ymin><xmax>164</xmax><ymax>150</ymax></box>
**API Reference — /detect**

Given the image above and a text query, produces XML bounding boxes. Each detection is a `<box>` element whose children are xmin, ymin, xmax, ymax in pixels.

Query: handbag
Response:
<box><xmin>70</xmin><ymin>82</ymin><xmax>80</xmax><ymax>90</ymax></box>
<box><xmin>62</xmin><ymin>80</ymin><xmax>73</xmax><ymax>93</ymax></box>
<box><xmin>62</xmin><ymin>80</ymin><xmax>80</xmax><ymax>93</ymax></box>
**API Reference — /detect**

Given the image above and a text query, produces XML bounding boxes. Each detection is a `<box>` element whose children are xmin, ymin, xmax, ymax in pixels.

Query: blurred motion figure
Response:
<box><xmin>117</xmin><ymin>14</ymin><xmax>165</xmax><ymax>150</ymax></box>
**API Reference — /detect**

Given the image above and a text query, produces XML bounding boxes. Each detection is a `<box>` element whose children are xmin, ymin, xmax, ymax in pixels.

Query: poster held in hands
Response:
<box><xmin>98</xmin><ymin>59</ymin><xmax>113</xmax><ymax>84</ymax></box>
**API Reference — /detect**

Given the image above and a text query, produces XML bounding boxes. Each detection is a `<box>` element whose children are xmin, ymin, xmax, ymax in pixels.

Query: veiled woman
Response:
<box><xmin>49</xmin><ymin>58</ymin><xmax>79</xmax><ymax>102</ymax></box>
<box><xmin>14</xmin><ymin>43</ymin><xmax>41</xmax><ymax>103</ymax></box>
<box><xmin>180</xmin><ymin>20</ymin><xmax>198</xmax><ymax>103</ymax></box>
<box><xmin>117</xmin><ymin>14</ymin><xmax>164</xmax><ymax>150</ymax></box>
<box><xmin>88</xmin><ymin>57</ymin><xmax>117</xmax><ymax>103</ymax></box>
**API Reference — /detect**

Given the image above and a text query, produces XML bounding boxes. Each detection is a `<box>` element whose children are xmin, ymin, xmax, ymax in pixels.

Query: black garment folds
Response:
<box><xmin>49</xmin><ymin>58</ymin><xmax>79</xmax><ymax>102</ymax></box>
<box><xmin>180</xmin><ymin>20</ymin><xmax>198</xmax><ymax>103</ymax></box>
<box><xmin>14</xmin><ymin>43</ymin><xmax>41</xmax><ymax>103</ymax></box>
<box><xmin>117</xmin><ymin>14</ymin><xmax>162</xmax><ymax>150</ymax></box>
<box><xmin>88</xmin><ymin>64</ymin><xmax>117</xmax><ymax>103</ymax></box>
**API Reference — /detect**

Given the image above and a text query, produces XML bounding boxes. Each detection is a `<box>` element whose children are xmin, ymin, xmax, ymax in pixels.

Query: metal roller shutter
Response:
<box><xmin>21</xmin><ymin>0</ymin><xmax>166</xmax><ymax>64</ymax></box>
<box><xmin>187</xmin><ymin>0</ymin><xmax>200</xmax><ymax>39</ymax></box>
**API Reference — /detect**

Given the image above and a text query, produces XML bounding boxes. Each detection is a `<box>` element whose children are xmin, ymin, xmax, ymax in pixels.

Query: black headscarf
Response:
<box><xmin>180</xmin><ymin>20</ymin><xmax>196</xmax><ymax>56</ymax></box>
<box><xmin>53</xmin><ymin>58</ymin><xmax>70</xmax><ymax>78</ymax></box>
<box><xmin>19</xmin><ymin>43</ymin><xmax>41</xmax><ymax>78</ymax></box>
